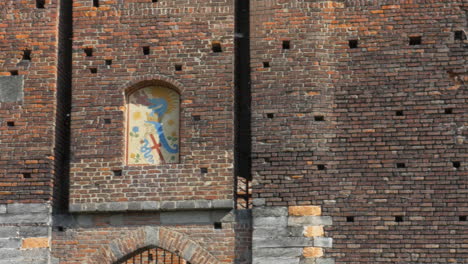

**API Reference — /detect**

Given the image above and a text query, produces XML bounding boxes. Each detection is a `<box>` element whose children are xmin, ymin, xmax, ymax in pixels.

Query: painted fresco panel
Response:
<box><xmin>127</xmin><ymin>86</ymin><xmax>179</xmax><ymax>165</ymax></box>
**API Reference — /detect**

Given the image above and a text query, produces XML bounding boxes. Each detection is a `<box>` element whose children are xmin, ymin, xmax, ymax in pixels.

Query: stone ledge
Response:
<box><xmin>69</xmin><ymin>199</ymin><xmax>234</xmax><ymax>213</ymax></box>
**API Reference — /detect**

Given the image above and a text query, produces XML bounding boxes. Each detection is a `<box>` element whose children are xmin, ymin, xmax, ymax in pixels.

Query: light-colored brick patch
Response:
<box><xmin>289</xmin><ymin>206</ymin><xmax>321</xmax><ymax>216</ymax></box>
<box><xmin>22</xmin><ymin>237</ymin><xmax>49</xmax><ymax>248</ymax></box>
<box><xmin>304</xmin><ymin>226</ymin><xmax>324</xmax><ymax>237</ymax></box>
<box><xmin>303</xmin><ymin>247</ymin><xmax>324</xmax><ymax>258</ymax></box>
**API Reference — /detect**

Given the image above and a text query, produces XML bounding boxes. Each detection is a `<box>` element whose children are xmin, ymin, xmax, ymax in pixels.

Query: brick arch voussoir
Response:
<box><xmin>121</xmin><ymin>74</ymin><xmax>185</xmax><ymax>97</ymax></box>
<box><xmin>86</xmin><ymin>226</ymin><xmax>222</xmax><ymax>264</ymax></box>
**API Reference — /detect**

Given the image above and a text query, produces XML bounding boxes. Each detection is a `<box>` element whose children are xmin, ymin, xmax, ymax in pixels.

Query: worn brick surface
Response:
<box><xmin>251</xmin><ymin>0</ymin><xmax>467</xmax><ymax>263</ymax></box>
<box><xmin>69</xmin><ymin>0</ymin><xmax>235</xmax><ymax>206</ymax></box>
<box><xmin>0</xmin><ymin>1</ymin><xmax>59</xmax><ymax>203</ymax></box>
<box><xmin>52</xmin><ymin>221</ymin><xmax>236</xmax><ymax>264</ymax></box>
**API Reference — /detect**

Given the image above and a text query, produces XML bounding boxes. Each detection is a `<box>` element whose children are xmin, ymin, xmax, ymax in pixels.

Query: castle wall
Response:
<box><xmin>0</xmin><ymin>0</ymin><xmax>59</xmax><ymax>204</ymax></box>
<box><xmin>69</xmin><ymin>0</ymin><xmax>235</xmax><ymax>211</ymax></box>
<box><xmin>52</xmin><ymin>210</ymin><xmax>237</xmax><ymax>264</ymax></box>
<box><xmin>0</xmin><ymin>1</ymin><xmax>62</xmax><ymax>262</ymax></box>
<box><xmin>251</xmin><ymin>0</ymin><xmax>467</xmax><ymax>263</ymax></box>
<box><xmin>53</xmin><ymin>1</ymin><xmax>239</xmax><ymax>263</ymax></box>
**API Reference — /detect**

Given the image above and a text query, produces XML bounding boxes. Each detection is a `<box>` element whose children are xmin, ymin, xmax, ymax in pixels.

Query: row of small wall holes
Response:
<box><xmin>346</xmin><ymin>32</ymin><xmax>468</xmax><ymax>48</ymax></box>
<box><xmin>2</xmin><ymin>106</ymin><xmax>454</xmax><ymax>127</ymax></box>
<box><xmin>262</xmin><ymin>33</ymin><xmax>466</xmax><ymax>66</ymax></box>
<box><xmin>22</xmin><ymin>162</ymin><xmax>462</xmax><ymax>178</ymax></box>
<box><xmin>262</xmin><ymin>161</ymin><xmax>461</xmax><ymax>170</ymax></box>
<box><xmin>281</xmin><ymin>32</ymin><xmax>466</xmax><ymax>50</ymax></box>
<box><xmin>84</xmin><ymin>43</ymin><xmax>222</xmax><ymax>74</ymax></box>
<box><xmin>266</xmin><ymin>109</ymin><xmax>454</xmax><ymax>120</ymax></box>
<box><xmin>33</xmin><ymin>0</ymin><xmax>159</xmax><ymax>9</ymax></box>
<box><xmin>346</xmin><ymin>216</ymin><xmax>467</xmax><ymax>222</ymax></box>
<box><xmin>6</xmin><ymin>115</ymin><xmax>202</xmax><ymax>127</ymax></box>
<box><xmin>92</xmin><ymin>0</ymin><xmax>158</xmax><ymax>7</ymax></box>
<box><xmin>22</xmin><ymin>161</ymin><xmax>462</xmax><ymax>178</ymax></box>
<box><xmin>313</xmin><ymin>162</ymin><xmax>461</xmax><ymax>170</ymax></box>
<box><xmin>85</xmin><ymin>44</ymin><xmax>222</xmax><ymax>55</ymax></box>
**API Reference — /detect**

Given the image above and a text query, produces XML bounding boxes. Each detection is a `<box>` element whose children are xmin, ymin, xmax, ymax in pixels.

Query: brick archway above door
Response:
<box><xmin>85</xmin><ymin>226</ymin><xmax>221</xmax><ymax>264</ymax></box>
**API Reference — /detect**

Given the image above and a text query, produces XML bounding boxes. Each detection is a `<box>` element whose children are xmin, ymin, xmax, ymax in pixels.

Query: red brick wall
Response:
<box><xmin>69</xmin><ymin>0</ymin><xmax>235</xmax><ymax>205</ymax></box>
<box><xmin>52</xmin><ymin>220</ymin><xmax>235</xmax><ymax>264</ymax></box>
<box><xmin>251</xmin><ymin>0</ymin><xmax>467</xmax><ymax>263</ymax></box>
<box><xmin>0</xmin><ymin>0</ymin><xmax>59</xmax><ymax>203</ymax></box>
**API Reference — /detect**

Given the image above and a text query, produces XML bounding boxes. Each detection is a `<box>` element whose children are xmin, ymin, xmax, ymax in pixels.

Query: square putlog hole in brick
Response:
<box><xmin>104</xmin><ymin>119</ymin><xmax>111</xmax><ymax>124</ymax></box>
<box><xmin>266</xmin><ymin>113</ymin><xmax>274</xmax><ymax>119</ymax></box>
<box><xmin>9</xmin><ymin>70</ymin><xmax>18</xmax><ymax>76</ymax></box>
<box><xmin>105</xmin><ymin>60</ymin><xmax>112</xmax><ymax>66</ymax></box>
<box><xmin>460</xmin><ymin>216</ymin><xmax>467</xmax><ymax>221</ymax></box>
<box><xmin>314</xmin><ymin>115</ymin><xmax>325</xmax><ymax>121</ymax></box>
<box><xmin>282</xmin><ymin>40</ymin><xmax>290</xmax><ymax>50</ymax></box>
<box><xmin>409</xmin><ymin>36</ymin><xmax>422</xmax><ymax>45</ymax></box>
<box><xmin>349</xmin><ymin>40</ymin><xmax>358</xmax><ymax>49</ymax></box>
<box><xmin>454</xmin><ymin>30</ymin><xmax>466</xmax><ymax>41</ymax></box>
<box><xmin>452</xmin><ymin>161</ymin><xmax>461</xmax><ymax>168</ymax></box>
<box><xmin>143</xmin><ymin>46</ymin><xmax>150</xmax><ymax>55</ymax></box>
<box><xmin>395</xmin><ymin>110</ymin><xmax>404</xmax><ymax>116</ymax></box>
<box><xmin>192</xmin><ymin>115</ymin><xmax>201</xmax><ymax>121</ymax></box>
<box><xmin>212</xmin><ymin>41</ymin><xmax>222</xmax><ymax>53</ymax></box>
<box><xmin>93</xmin><ymin>0</ymin><xmax>99</xmax><ymax>8</ymax></box>
<box><xmin>200</xmin><ymin>168</ymin><xmax>208</xmax><ymax>174</ymax></box>
<box><xmin>396</xmin><ymin>163</ymin><xmax>406</xmax><ymax>168</ymax></box>
<box><xmin>36</xmin><ymin>0</ymin><xmax>45</xmax><ymax>8</ymax></box>
<box><xmin>214</xmin><ymin>222</ymin><xmax>222</xmax><ymax>229</ymax></box>
<box><xmin>113</xmin><ymin>170</ymin><xmax>122</xmax><ymax>176</ymax></box>
<box><xmin>346</xmin><ymin>216</ymin><xmax>355</xmax><ymax>222</ymax></box>
<box><xmin>89</xmin><ymin>68</ymin><xmax>97</xmax><ymax>74</ymax></box>
<box><xmin>175</xmin><ymin>65</ymin><xmax>182</xmax><ymax>71</ymax></box>
<box><xmin>22</xmin><ymin>173</ymin><xmax>31</xmax><ymax>179</ymax></box>
<box><xmin>444</xmin><ymin>108</ymin><xmax>453</xmax><ymax>114</ymax></box>
<box><xmin>22</xmin><ymin>50</ymin><xmax>32</xmax><ymax>61</ymax></box>
<box><xmin>395</xmin><ymin>216</ymin><xmax>404</xmax><ymax>222</ymax></box>
<box><xmin>263</xmin><ymin>62</ymin><xmax>270</xmax><ymax>68</ymax></box>
<box><xmin>84</xmin><ymin>48</ymin><xmax>93</xmax><ymax>57</ymax></box>
<box><xmin>6</xmin><ymin>121</ymin><xmax>15</xmax><ymax>127</ymax></box>
<box><xmin>317</xmin><ymin>164</ymin><xmax>326</xmax><ymax>170</ymax></box>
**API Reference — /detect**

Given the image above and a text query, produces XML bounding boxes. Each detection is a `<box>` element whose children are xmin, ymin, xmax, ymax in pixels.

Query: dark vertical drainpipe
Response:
<box><xmin>234</xmin><ymin>0</ymin><xmax>251</xmax><ymax>207</ymax></box>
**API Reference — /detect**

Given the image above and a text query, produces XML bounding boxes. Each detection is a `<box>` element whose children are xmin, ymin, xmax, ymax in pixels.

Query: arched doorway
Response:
<box><xmin>113</xmin><ymin>246</ymin><xmax>191</xmax><ymax>264</ymax></box>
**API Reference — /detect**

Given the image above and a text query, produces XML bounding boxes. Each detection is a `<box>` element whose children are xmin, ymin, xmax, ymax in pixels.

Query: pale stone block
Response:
<box><xmin>303</xmin><ymin>247</ymin><xmax>323</xmax><ymax>258</ymax></box>
<box><xmin>21</xmin><ymin>237</ymin><xmax>49</xmax><ymax>248</ymax></box>
<box><xmin>304</xmin><ymin>226</ymin><xmax>324</xmax><ymax>237</ymax></box>
<box><xmin>289</xmin><ymin>206</ymin><xmax>321</xmax><ymax>216</ymax></box>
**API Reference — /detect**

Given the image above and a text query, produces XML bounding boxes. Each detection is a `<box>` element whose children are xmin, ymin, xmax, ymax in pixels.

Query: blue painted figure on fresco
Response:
<box><xmin>148</xmin><ymin>98</ymin><xmax>168</xmax><ymax>118</ymax></box>
<box><xmin>145</xmin><ymin>97</ymin><xmax>179</xmax><ymax>154</ymax></box>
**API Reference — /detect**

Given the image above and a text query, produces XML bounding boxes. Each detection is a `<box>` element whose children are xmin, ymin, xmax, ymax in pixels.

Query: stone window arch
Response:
<box><xmin>126</xmin><ymin>85</ymin><xmax>180</xmax><ymax>165</ymax></box>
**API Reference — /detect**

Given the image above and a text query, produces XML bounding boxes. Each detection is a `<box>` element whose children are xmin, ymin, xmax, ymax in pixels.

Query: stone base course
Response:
<box><xmin>0</xmin><ymin>203</ymin><xmax>52</xmax><ymax>264</ymax></box>
<box><xmin>252</xmin><ymin>205</ymin><xmax>333</xmax><ymax>264</ymax></box>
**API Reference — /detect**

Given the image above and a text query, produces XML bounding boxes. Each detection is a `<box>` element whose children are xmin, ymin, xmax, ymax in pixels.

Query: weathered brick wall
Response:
<box><xmin>69</xmin><ymin>0</ymin><xmax>235</xmax><ymax>208</ymax></box>
<box><xmin>52</xmin><ymin>212</ymin><xmax>237</xmax><ymax>264</ymax></box>
<box><xmin>0</xmin><ymin>0</ymin><xmax>59</xmax><ymax>203</ymax></box>
<box><xmin>251</xmin><ymin>0</ymin><xmax>467</xmax><ymax>263</ymax></box>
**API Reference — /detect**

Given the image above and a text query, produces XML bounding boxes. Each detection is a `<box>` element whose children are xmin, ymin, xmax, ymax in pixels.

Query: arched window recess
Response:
<box><xmin>126</xmin><ymin>85</ymin><xmax>180</xmax><ymax>165</ymax></box>
<box><xmin>113</xmin><ymin>246</ymin><xmax>191</xmax><ymax>264</ymax></box>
